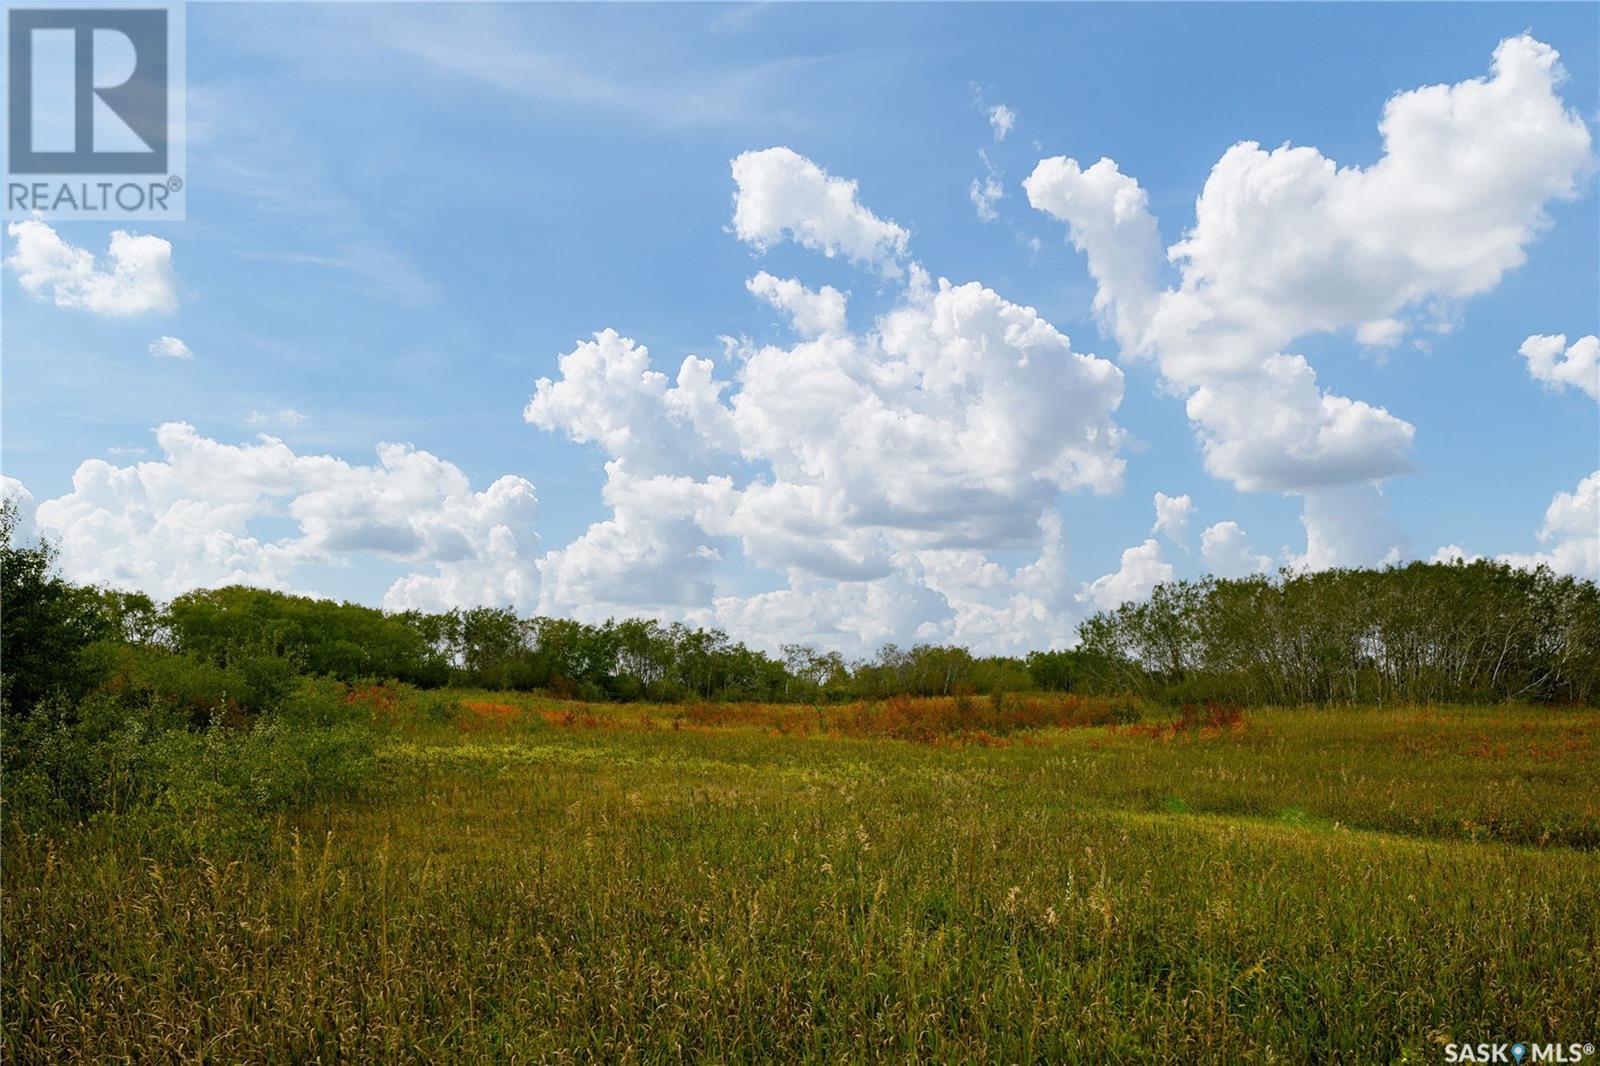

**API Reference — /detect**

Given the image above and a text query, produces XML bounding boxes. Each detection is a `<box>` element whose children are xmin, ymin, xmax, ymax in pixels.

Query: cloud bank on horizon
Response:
<box><xmin>3</xmin><ymin>30</ymin><xmax>1596</xmax><ymax>656</ymax></box>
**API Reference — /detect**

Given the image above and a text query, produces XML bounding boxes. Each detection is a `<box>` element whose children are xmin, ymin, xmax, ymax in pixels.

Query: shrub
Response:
<box><xmin>97</xmin><ymin>644</ymin><xmax>297</xmax><ymax>723</ymax></box>
<box><xmin>415</xmin><ymin>689</ymin><xmax>461</xmax><ymax>727</ymax></box>
<box><xmin>236</xmin><ymin>653</ymin><xmax>299</xmax><ymax>713</ymax></box>
<box><xmin>2</xmin><ymin>693</ymin><xmax>176</xmax><ymax>830</ymax></box>
<box><xmin>278</xmin><ymin>678</ymin><xmax>369</xmax><ymax>728</ymax></box>
<box><xmin>1110</xmin><ymin>699</ymin><xmax>1143</xmax><ymax>725</ymax></box>
<box><xmin>3</xmin><ymin>687</ymin><xmax>378</xmax><ymax>857</ymax></box>
<box><xmin>135</xmin><ymin>715</ymin><xmax>376</xmax><ymax>855</ymax></box>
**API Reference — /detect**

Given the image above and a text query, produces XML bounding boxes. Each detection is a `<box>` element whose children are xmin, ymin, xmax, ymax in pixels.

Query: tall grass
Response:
<box><xmin>6</xmin><ymin>699</ymin><xmax>1598</xmax><ymax>1062</ymax></box>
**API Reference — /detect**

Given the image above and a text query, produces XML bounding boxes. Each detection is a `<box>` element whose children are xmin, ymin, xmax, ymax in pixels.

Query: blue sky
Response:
<box><xmin>3</xmin><ymin>2</ymin><xmax>1597</xmax><ymax>654</ymax></box>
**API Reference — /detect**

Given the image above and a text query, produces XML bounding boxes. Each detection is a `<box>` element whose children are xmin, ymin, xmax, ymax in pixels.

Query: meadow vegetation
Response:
<box><xmin>4</xmin><ymin>499</ymin><xmax>1599</xmax><ymax>1061</ymax></box>
<box><xmin>7</xmin><ymin>689</ymin><xmax>1598</xmax><ymax>1061</ymax></box>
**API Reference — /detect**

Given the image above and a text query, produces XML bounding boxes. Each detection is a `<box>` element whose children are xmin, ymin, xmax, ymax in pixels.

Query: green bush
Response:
<box><xmin>236</xmin><ymin>653</ymin><xmax>299</xmax><ymax>713</ymax></box>
<box><xmin>130</xmin><ymin>715</ymin><xmax>376</xmax><ymax>855</ymax></box>
<box><xmin>3</xmin><ymin>688</ymin><xmax>377</xmax><ymax>857</ymax></box>
<box><xmin>415</xmin><ymin>690</ymin><xmax>460</xmax><ymax>727</ymax></box>
<box><xmin>275</xmin><ymin>678</ymin><xmax>366</xmax><ymax>728</ymax></box>
<box><xmin>2</xmin><ymin>693</ymin><xmax>176</xmax><ymax>829</ymax></box>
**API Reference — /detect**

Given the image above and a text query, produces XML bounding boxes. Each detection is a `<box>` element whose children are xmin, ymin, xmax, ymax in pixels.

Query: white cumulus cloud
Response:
<box><xmin>1200</xmin><ymin>520</ymin><xmax>1274</xmax><ymax>578</ymax></box>
<box><xmin>1430</xmin><ymin>544</ymin><xmax>1483</xmax><ymax>565</ymax></box>
<box><xmin>1080</xmin><ymin>538</ymin><xmax>1173</xmax><ymax>611</ymax></box>
<box><xmin>1151</xmin><ymin>492</ymin><xmax>1195</xmax><ymax>544</ymax></box>
<box><xmin>1026</xmin><ymin>35</ymin><xmax>1592</xmax><ymax>567</ymax></box>
<box><xmin>5</xmin><ymin>220</ymin><xmax>178</xmax><ymax>315</ymax></box>
<box><xmin>526</xmin><ymin>148</ymin><xmax>1131</xmax><ymax>651</ymax></box>
<box><xmin>730</xmin><ymin>147</ymin><xmax>910</xmax><ymax>274</ymax></box>
<box><xmin>745</xmin><ymin>271</ymin><xmax>848</xmax><ymax>338</ymax></box>
<box><xmin>1498</xmin><ymin>471</ymin><xmax>1600</xmax><ymax>579</ymax></box>
<box><xmin>1292</xmin><ymin>484</ymin><xmax>1405</xmax><ymax>570</ymax></box>
<box><xmin>1519</xmin><ymin>333</ymin><xmax>1599</xmax><ymax>401</ymax></box>
<box><xmin>28</xmin><ymin>423</ymin><xmax>541</xmax><ymax>611</ymax></box>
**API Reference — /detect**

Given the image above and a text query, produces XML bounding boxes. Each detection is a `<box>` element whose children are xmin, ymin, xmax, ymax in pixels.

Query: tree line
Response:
<box><xmin>4</xmin><ymin>499</ymin><xmax>1597</xmax><ymax>716</ymax></box>
<box><xmin>1075</xmin><ymin>563</ymin><xmax>1600</xmax><ymax>705</ymax></box>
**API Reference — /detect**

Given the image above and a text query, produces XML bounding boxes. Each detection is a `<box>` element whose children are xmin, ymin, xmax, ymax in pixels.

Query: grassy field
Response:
<box><xmin>6</xmin><ymin>692</ymin><xmax>1599</xmax><ymax>1062</ymax></box>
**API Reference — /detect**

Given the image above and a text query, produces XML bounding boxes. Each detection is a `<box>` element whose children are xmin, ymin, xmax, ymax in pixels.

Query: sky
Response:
<box><xmin>3</xmin><ymin>2</ymin><xmax>1598</xmax><ymax>657</ymax></box>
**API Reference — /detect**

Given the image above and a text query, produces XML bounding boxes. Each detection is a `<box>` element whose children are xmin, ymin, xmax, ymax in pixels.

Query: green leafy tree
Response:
<box><xmin>1</xmin><ymin>499</ymin><xmax>116</xmax><ymax>715</ymax></box>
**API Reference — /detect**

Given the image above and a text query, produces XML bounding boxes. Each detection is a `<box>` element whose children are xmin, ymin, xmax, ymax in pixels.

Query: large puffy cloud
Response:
<box><xmin>699</xmin><ymin>511</ymin><xmax>1077</xmax><ymax>658</ymax></box>
<box><xmin>1180</xmin><ymin>353</ymin><xmax>1417</xmax><ymax>493</ymax></box>
<box><xmin>902</xmin><ymin>509</ymin><xmax>1078</xmax><ymax>653</ymax></box>
<box><xmin>1026</xmin><ymin>36</ymin><xmax>1592</xmax><ymax>566</ymax></box>
<box><xmin>1430</xmin><ymin>544</ymin><xmax>1482</xmax><ymax>565</ymax></box>
<box><xmin>534</xmin><ymin>462</ymin><xmax>736</xmax><ymax>620</ymax></box>
<box><xmin>1154</xmin><ymin>35</ymin><xmax>1591</xmax><ymax>368</ymax></box>
<box><xmin>529</xmin><ymin>150</ymin><xmax>1132</xmax><ymax>650</ymax></box>
<box><xmin>532</xmin><ymin>273</ymin><xmax>1126</xmax><ymax>587</ymax></box>
<box><xmin>5</xmin><ymin>221</ymin><xmax>179</xmax><ymax>315</ymax></box>
<box><xmin>737</xmin><ymin>270</ymin><xmax>1126</xmax><ymax>538</ymax></box>
<box><xmin>1080</xmin><ymin>538</ymin><xmax>1173</xmax><ymax>611</ymax></box>
<box><xmin>702</xmin><ymin>571</ymin><xmax>949</xmax><ymax>660</ymax></box>
<box><xmin>1519</xmin><ymin>334</ymin><xmax>1599</xmax><ymax>401</ymax></box>
<box><xmin>731</xmin><ymin>147</ymin><xmax>910</xmax><ymax>274</ymax></box>
<box><xmin>1292</xmin><ymin>484</ymin><xmax>1405</xmax><ymax>571</ymax></box>
<box><xmin>1151</xmin><ymin>492</ymin><xmax>1194</xmax><ymax>544</ymax></box>
<box><xmin>1498</xmin><ymin>471</ymin><xmax>1600</xmax><ymax>579</ymax></box>
<box><xmin>524</xmin><ymin>328</ymin><xmax>737</xmax><ymax>475</ymax></box>
<box><xmin>27</xmin><ymin>423</ymin><xmax>540</xmax><ymax>610</ymax></box>
<box><xmin>1200</xmin><ymin>520</ymin><xmax>1274</xmax><ymax>579</ymax></box>
<box><xmin>1022</xmin><ymin>157</ymin><xmax>1163</xmax><ymax>347</ymax></box>
<box><xmin>746</xmin><ymin>271</ymin><xmax>848</xmax><ymax>338</ymax></box>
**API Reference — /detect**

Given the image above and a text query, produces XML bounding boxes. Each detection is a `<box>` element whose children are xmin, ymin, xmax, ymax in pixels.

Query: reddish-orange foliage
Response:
<box><xmin>1112</xmin><ymin>701</ymin><xmax>1247</xmax><ymax>743</ymax></box>
<box><xmin>456</xmin><ymin>700</ymin><xmax>524</xmax><ymax>731</ymax></box>
<box><xmin>683</xmin><ymin>693</ymin><xmax>1129</xmax><ymax>744</ymax></box>
<box><xmin>539</xmin><ymin>709</ymin><xmax>612</xmax><ymax>730</ymax></box>
<box><xmin>345</xmin><ymin>683</ymin><xmax>405</xmax><ymax>722</ymax></box>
